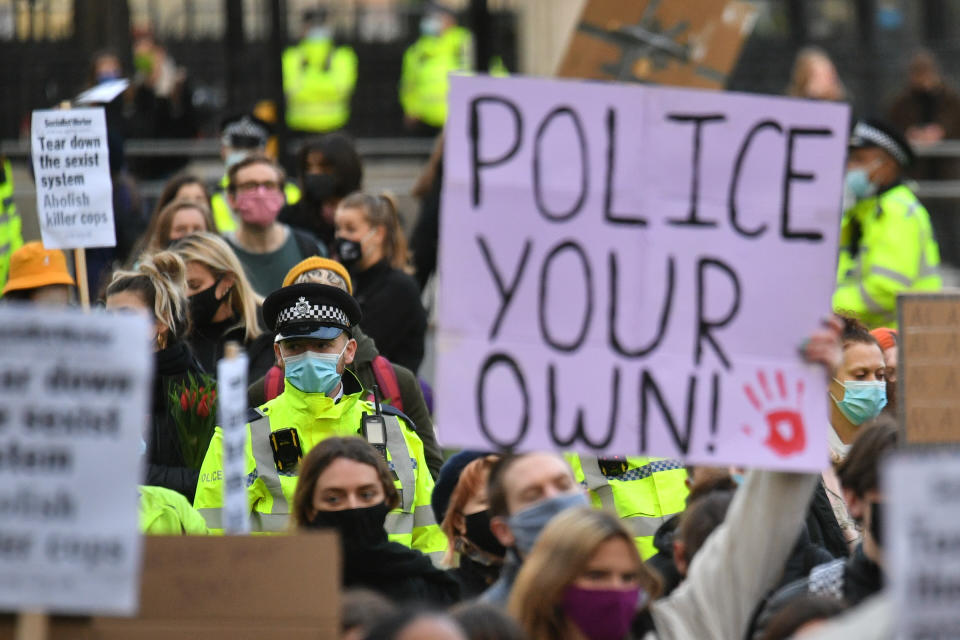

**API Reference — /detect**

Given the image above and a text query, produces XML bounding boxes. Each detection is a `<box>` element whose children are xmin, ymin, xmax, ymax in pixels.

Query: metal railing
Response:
<box><xmin>0</xmin><ymin>137</ymin><xmax>437</xmax><ymax>160</ymax></box>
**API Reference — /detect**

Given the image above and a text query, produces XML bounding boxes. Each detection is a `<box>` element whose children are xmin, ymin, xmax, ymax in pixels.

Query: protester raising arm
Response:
<box><xmin>646</xmin><ymin>320</ymin><xmax>843</xmax><ymax>639</ymax></box>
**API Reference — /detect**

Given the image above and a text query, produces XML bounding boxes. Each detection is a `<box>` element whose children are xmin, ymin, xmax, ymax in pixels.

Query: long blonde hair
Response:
<box><xmin>106</xmin><ymin>250</ymin><xmax>190</xmax><ymax>343</ymax></box>
<box><xmin>338</xmin><ymin>191</ymin><xmax>409</xmax><ymax>270</ymax></box>
<box><xmin>508</xmin><ymin>507</ymin><xmax>661</xmax><ymax>640</ymax></box>
<box><xmin>171</xmin><ymin>232</ymin><xmax>263</xmax><ymax>343</ymax></box>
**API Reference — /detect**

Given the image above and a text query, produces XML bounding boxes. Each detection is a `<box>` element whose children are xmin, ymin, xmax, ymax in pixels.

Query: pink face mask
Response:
<box><xmin>234</xmin><ymin>188</ymin><xmax>284</xmax><ymax>227</ymax></box>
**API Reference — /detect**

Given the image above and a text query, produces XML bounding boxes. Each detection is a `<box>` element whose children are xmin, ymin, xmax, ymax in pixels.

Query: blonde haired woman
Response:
<box><xmin>106</xmin><ymin>251</ymin><xmax>204</xmax><ymax>501</ymax></box>
<box><xmin>786</xmin><ymin>47</ymin><xmax>847</xmax><ymax>102</ymax></box>
<box><xmin>171</xmin><ymin>232</ymin><xmax>274</xmax><ymax>382</ymax></box>
<box><xmin>132</xmin><ymin>198</ymin><xmax>216</xmax><ymax>260</ymax></box>
<box><xmin>511</xmin><ymin>469</ymin><xmax>823</xmax><ymax>639</ymax></box>
<box><xmin>509</xmin><ymin>507</ymin><xmax>661</xmax><ymax>640</ymax></box>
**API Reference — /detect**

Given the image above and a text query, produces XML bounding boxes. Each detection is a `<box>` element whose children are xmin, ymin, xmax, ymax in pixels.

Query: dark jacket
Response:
<box><xmin>450</xmin><ymin>555</ymin><xmax>502</xmax><ymax>600</ymax></box>
<box><xmin>147</xmin><ymin>340</ymin><xmax>205</xmax><ymax>502</ymax></box>
<box><xmin>646</xmin><ymin>516</ymin><xmax>683</xmax><ymax>597</ymax></box>
<box><xmin>341</xmin><ymin>532</ymin><xmax>460</xmax><ymax>607</ymax></box>
<box><xmin>352</xmin><ymin>259</ymin><xmax>427</xmax><ymax>373</ymax></box>
<box><xmin>754</xmin><ymin>544</ymin><xmax>882</xmax><ymax>638</ymax></box>
<box><xmin>278</xmin><ymin>200</ymin><xmax>334</xmax><ymax>254</ymax></box>
<box><xmin>187</xmin><ymin>315</ymin><xmax>275</xmax><ymax>385</ymax></box>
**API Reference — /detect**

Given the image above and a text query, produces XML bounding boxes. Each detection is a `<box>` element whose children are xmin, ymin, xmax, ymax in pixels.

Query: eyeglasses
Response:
<box><xmin>234</xmin><ymin>180</ymin><xmax>281</xmax><ymax>193</ymax></box>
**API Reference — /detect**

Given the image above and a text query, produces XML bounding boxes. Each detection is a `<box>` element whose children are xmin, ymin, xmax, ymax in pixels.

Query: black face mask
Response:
<box><xmin>307</xmin><ymin>502</ymin><xmax>389</xmax><ymax>548</ymax></box>
<box><xmin>464</xmin><ymin>510</ymin><xmax>506</xmax><ymax>558</ymax></box>
<box><xmin>188</xmin><ymin>277</ymin><xmax>224</xmax><ymax>328</ymax></box>
<box><xmin>335</xmin><ymin>236</ymin><xmax>363</xmax><ymax>269</ymax></box>
<box><xmin>303</xmin><ymin>173</ymin><xmax>337</xmax><ymax>204</ymax></box>
<box><xmin>870</xmin><ymin>501</ymin><xmax>884</xmax><ymax>548</ymax></box>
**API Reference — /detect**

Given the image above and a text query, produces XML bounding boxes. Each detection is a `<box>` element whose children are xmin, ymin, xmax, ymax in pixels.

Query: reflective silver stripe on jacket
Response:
<box><xmin>383</xmin><ymin>415</ymin><xmax>416</xmax><ymax>537</ymax></box>
<box><xmin>197</xmin><ymin>507</ymin><xmax>223</xmax><ymax>530</ymax></box>
<box><xmin>870</xmin><ymin>265</ymin><xmax>913</xmax><ymax>287</ymax></box>
<box><xmin>580</xmin><ymin>456</ymin><xmax>681</xmax><ymax>538</ymax></box>
<box><xmin>249</xmin><ymin>411</ymin><xmax>290</xmax><ymax>531</ymax></box>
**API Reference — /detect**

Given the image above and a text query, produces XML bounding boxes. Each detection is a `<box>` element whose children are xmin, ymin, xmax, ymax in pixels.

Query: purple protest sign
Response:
<box><xmin>436</xmin><ymin>75</ymin><xmax>849</xmax><ymax>471</ymax></box>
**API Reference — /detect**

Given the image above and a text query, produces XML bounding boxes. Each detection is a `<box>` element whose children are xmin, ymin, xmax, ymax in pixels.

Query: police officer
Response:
<box><xmin>211</xmin><ymin>114</ymin><xmax>302</xmax><ymax>233</ymax></box>
<box><xmin>282</xmin><ymin>8</ymin><xmax>358</xmax><ymax>134</ymax></box>
<box><xmin>0</xmin><ymin>155</ymin><xmax>23</xmax><ymax>296</ymax></box>
<box><xmin>568</xmin><ymin>455</ymin><xmax>689</xmax><ymax>560</ymax></box>
<box><xmin>193</xmin><ymin>282</ymin><xmax>445</xmax><ymax>560</ymax></box>
<box><xmin>399</xmin><ymin>2</ymin><xmax>472</xmax><ymax>132</ymax></box>
<box><xmin>834</xmin><ymin>119</ymin><xmax>942</xmax><ymax>327</ymax></box>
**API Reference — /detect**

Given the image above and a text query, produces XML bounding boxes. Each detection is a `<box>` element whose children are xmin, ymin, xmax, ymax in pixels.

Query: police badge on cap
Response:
<box><xmin>263</xmin><ymin>283</ymin><xmax>363</xmax><ymax>341</ymax></box>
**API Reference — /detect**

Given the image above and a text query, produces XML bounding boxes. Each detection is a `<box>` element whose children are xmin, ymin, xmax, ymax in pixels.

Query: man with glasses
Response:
<box><xmin>223</xmin><ymin>154</ymin><xmax>324</xmax><ymax>296</ymax></box>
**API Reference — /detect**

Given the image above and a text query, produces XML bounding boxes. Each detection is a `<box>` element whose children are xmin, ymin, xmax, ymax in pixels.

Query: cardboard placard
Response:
<box><xmin>0</xmin><ymin>534</ymin><xmax>341</xmax><ymax>639</ymax></box>
<box><xmin>556</xmin><ymin>0</ymin><xmax>758</xmax><ymax>89</ymax></box>
<box><xmin>30</xmin><ymin>108</ymin><xmax>116</xmax><ymax>250</ymax></box>
<box><xmin>898</xmin><ymin>293</ymin><xmax>960</xmax><ymax>443</ymax></box>
<box><xmin>0</xmin><ymin>307</ymin><xmax>151</xmax><ymax>616</ymax></box>
<box><xmin>886</xmin><ymin>449</ymin><xmax>960</xmax><ymax>639</ymax></box>
<box><xmin>437</xmin><ymin>75</ymin><xmax>849</xmax><ymax>471</ymax></box>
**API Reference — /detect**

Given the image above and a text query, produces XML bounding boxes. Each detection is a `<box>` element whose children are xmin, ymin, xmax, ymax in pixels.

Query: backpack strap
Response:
<box><xmin>263</xmin><ymin>365</ymin><xmax>285</xmax><ymax>402</ymax></box>
<box><xmin>370</xmin><ymin>355</ymin><xmax>404</xmax><ymax>412</ymax></box>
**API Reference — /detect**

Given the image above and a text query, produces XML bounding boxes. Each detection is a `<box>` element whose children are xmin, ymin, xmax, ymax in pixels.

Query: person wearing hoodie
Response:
<box><xmin>247</xmin><ymin>256</ymin><xmax>443</xmax><ymax>477</ymax></box>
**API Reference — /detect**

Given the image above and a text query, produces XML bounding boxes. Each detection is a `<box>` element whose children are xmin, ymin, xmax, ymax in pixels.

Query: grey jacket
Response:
<box><xmin>646</xmin><ymin>470</ymin><xmax>820</xmax><ymax>639</ymax></box>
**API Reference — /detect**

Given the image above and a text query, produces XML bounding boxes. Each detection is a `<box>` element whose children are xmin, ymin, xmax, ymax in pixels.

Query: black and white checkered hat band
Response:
<box><xmin>276</xmin><ymin>297</ymin><xmax>349</xmax><ymax>328</ymax></box>
<box><xmin>852</xmin><ymin>122</ymin><xmax>910</xmax><ymax>166</ymax></box>
<box><xmin>222</xmin><ymin>117</ymin><xmax>268</xmax><ymax>146</ymax></box>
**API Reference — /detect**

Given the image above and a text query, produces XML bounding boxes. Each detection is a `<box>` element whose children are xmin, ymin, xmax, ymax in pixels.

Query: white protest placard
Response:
<box><xmin>218</xmin><ymin>351</ymin><xmax>250</xmax><ymax>535</ymax></box>
<box><xmin>886</xmin><ymin>449</ymin><xmax>960</xmax><ymax>639</ymax></box>
<box><xmin>437</xmin><ymin>75</ymin><xmax>849</xmax><ymax>471</ymax></box>
<box><xmin>0</xmin><ymin>305</ymin><xmax>151</xmax><ymax>615</ymax></box>
<box><xmin>31</xmin><ymin>107</ymin><xmax>116</xmax><ymax>249</ymax></box>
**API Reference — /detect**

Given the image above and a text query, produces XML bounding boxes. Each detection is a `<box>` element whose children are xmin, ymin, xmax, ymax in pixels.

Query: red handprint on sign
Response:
<box><xmin>743</xmin><ymin>370</ymin><xmax>806</xmax><ymax>457</ymax></box>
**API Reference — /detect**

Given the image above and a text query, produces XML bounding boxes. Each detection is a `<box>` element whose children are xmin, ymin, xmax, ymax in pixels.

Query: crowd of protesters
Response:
<box><xmin>1</xmin><ymin>31</ymin><xmax>955</xmax><ymax>639</ymax></box>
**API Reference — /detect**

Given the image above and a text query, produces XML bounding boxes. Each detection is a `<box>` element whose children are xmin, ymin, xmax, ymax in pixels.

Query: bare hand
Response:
<box><xmin>801</xmin><ymin>315</ymin><xmax>842</xmax><ymax>378</ymax></box>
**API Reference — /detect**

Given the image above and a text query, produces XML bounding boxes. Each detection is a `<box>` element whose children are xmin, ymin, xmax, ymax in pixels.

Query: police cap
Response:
<box><xmin>220</xmin><ymin>113</ymin><xmax>272</xmax><ymax>150</ymax></box>
<box><xmin>263</xmin><ymin>282</ymin><xmax>362</xmax><ymax>341</ymax></box>
<box><xmin>849</xmin><ymin>119</ymin><xmax>914</xmax><ymax>168</ymax></box>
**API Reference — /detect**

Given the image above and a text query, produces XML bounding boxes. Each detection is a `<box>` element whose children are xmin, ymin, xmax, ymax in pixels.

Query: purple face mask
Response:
<box><xmin>561</xmin><ymin>584</ymin><xmax>644</xmax><ymax>640</ymax></box>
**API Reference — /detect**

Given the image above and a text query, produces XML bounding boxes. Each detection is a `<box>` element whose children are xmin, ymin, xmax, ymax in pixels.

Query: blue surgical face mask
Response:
<box><xmin>844</xmin><ymin>160</ymin><xmax>882</xmax><ymax>203</ymax></box>
<box><xmin>224</xmin><ymin>150</ymin><xmax>248</xmax><ymax>171</ymax></box>
<box><xmin>420</xmin><ymin>14</ymin><xmax>443</xmax><ymax>36</ymax></box>
<box><xmin>283</xmin><ymin>342</ymin><xmax>347</xmax><ymax>394</ymax></box>
<box><xmin>830</xmin><ymin>378</ymin><xmax>887</xmax><ymax>426</ymax></box>
<box><xmin>507</xmin><ymin>491</ymin><xmax>588</xmax><ymax>556</ymax></box>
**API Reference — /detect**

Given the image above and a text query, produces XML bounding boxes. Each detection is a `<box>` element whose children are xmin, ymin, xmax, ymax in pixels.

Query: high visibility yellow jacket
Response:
<box><xmin>139</xmin><ymin>485</ymin><xmax>209</xmax><ymax>535</ymax></box>
<box><xmin>834</xmin><ymin>184</ymin><xmax>941</xmax><ymax>328</ymax></box>
<box><xmin>211</xmin><ymin>175</ymin><xmax>301</xmax><ymax>233</ymax></box>
<box><xmin>0</xmin><ymin>158</ymin><xmax>23</xmax><ymax>296</ymax></box>
<box><xmin>193</xmin><ymin>376</ymin><xmax>446</xmax><ymax>561</ymax></box>
<box><xmin>567</xmin><ymin>454</ymin><xmax>689</xmax><ymax>560</ymax></box>
<box><xmin>283</xmin><ymin>37</ymin><xmax>358</xmax><ymax>133</ymax></box>
<box><xmin>399</xmin><ymin>26</ymin><xmax>472</xmax><ymax>127</ymax></box>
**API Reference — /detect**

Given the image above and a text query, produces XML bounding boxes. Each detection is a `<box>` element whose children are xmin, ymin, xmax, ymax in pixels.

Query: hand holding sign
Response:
<box><xmin>437</xmin><ymin>75</ymin><xmax>849</xmax><ymax>472</ymax></box>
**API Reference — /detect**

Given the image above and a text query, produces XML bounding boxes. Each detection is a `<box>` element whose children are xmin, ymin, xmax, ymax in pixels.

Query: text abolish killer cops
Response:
<box><xmin>464</xmin><ymin>97</ymin><xmax>833</xmax><ymax>454</ymax></box>
<box><xmin>0</xmin><ymin>361</ymin><xmax>130</xmax><ymax>570</ymax></box>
